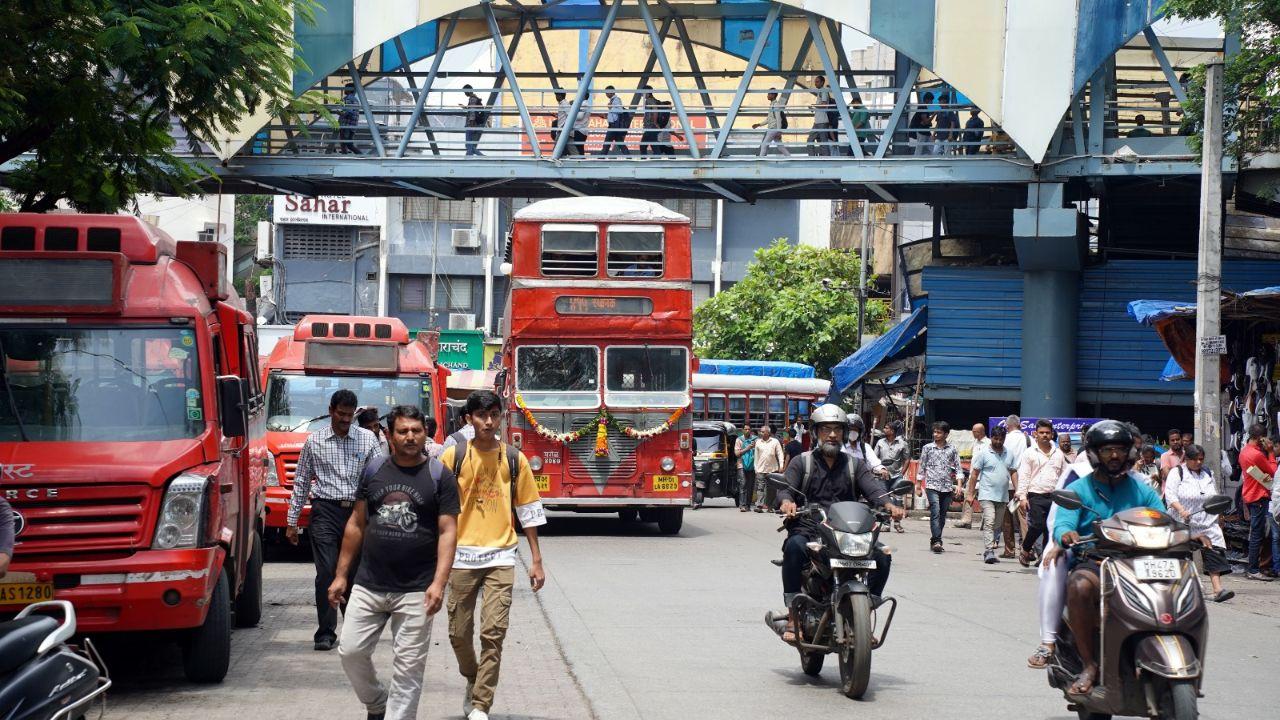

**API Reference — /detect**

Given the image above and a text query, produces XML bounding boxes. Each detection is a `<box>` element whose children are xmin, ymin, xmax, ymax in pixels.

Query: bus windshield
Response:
<box><xmin>605</xmin><ymin>346</ymin><xmax>688</xmax><ymax>407</ymax></box>
<box><xmin>515</xmin><ymin>346</ymin><xmax>599</xmax><ymax>408</ymax></box>
<box><xmin>266</xmin><ymin>374</ymin><xmax>432</xmax><ymax>432</ymax></box>
<box><xmin>0</xmin><ymin>326</ymin><xmax>204</xmax><ymax>442</ymax></box>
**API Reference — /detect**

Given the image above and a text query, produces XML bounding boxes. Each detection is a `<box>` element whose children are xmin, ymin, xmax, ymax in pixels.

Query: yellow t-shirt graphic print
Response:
<box><xmin>441</xmin><ymin>443</ymin><xmax>547</xmax><ymax>569</ymax></box>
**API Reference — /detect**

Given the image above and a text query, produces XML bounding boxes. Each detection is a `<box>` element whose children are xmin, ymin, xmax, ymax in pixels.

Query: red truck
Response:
<box><xmin>260</xmin><ymin>316</ymin><xmax>450</xmax><ymax>541</ymax></box>
<box><xmin>0</xmin><ymin>214</ymin><xmax>265</xmax><ymax>683</ymax></box>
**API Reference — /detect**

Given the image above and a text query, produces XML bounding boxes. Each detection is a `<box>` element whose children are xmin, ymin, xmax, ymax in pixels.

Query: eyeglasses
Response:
<box><xmin>1097</xmin><ymin>446</ymin><xmax>1129</xmax><ymax>458</ymax></box>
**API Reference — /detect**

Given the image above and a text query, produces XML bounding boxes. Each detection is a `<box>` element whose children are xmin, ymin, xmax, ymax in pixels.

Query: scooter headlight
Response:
<box><xmin>1100</xmin><ymin>526</ymin><xmax>1135</xmax><ymax>546</ymax></box>
<box><xmin>1128</xmin><ymin>525</ymin><xmax>1172</xmax><ymax>549</ymax></box>
<box><xmin>834</xmin><ymin>530</ymin><xmax>874</xmax><ymax>558</ymax></box>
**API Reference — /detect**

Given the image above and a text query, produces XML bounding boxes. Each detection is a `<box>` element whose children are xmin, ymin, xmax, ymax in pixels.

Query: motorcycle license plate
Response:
<box><xmin>830</xmin><ymin>558</ymin><xmax>876</xmax><ymax>569</ymax></box>
<box><xmin>652</xmin><ymin>475</ymin><xmax>679</xmax><ymax>492</ymax></box>
<box><xmin>1134</xmin><ymin>558</ymin><xmax>1180</xmax><ymax>581</ymax></box>
<box><xmin>0</xmin><ymin>573</ymin><xmax>54</xmax><ymax>606</ymax></box>
<box><xmin>533</xmin><ymin>474</ymin><xmax>551</xmax><ymax>492</ymax></box>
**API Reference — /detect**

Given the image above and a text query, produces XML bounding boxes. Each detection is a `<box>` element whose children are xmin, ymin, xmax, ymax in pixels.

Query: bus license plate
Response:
<box><xmin>1134</xmin><ymin>558</ymin><xmax>1179</xmax><ymax>581</ymax></box>
<box><xmin>652</xmin><ymin>475</ymin><xmax>679</xmax><ymax>492</ymax></box>
<box><xmin>831</xmin><ymin>558</ymin><xmax>876</xmax><ymax>569</ymax></box>
<box><xmin>533</xmin><ymin>474</ymin><xmax>551</xmax><ymax>492</ymax></box>
<box><xmin>0</xmin><ymin>574</ymin><xmax>54</xmax><ymax>606</ymax></box>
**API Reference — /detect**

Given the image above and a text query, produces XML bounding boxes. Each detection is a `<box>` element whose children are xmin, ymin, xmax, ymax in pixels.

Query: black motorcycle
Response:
<box><xmin>0</xmin><ymin>600</ymin><xmax>111</xmax><ymax>720</ymax></box>
<box><xmin>763</xmin><ymin>474</ymin><xmax>913</xmax><ymax>699</ymax></box>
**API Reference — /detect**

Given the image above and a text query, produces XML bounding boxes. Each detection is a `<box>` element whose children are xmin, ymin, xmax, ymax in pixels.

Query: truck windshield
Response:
<box><xmin>266</xmin><ymin>374</ymin><xmax>433</xmax><ymax>432</ymax></box>
<box><xmin>515</xmin><ymin>345</ymin><xmax>599</xmax><ymax>408</ymax></box>
<box><xmin>605</xmin><ymin>346</ymin><xmax>688</xmax><ymax>408</ymax></box>
<box><xmin>0</xmin><ymin>326</ymin><xmax>204</xmax><ymax>442</ymax></box>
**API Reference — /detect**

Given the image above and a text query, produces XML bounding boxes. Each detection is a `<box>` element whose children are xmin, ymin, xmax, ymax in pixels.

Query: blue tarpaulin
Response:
<box><xmin>1161</xmin><ymin>356</ymin><xmax>1189</xmax><ymax>382</ymax></box>
<box><xmin>1129</xmin><ymin>286</ymin><xmax>1280</xmax><ymax>325</ymax></box>
<box><xmin>831</xmin><ymin>304</ymin><xmax>928</xmax><ymax>394</ymax></box>
<box><xmin>697</xmin><ymin>359</ymin><xmax>817</xmax><ymax>379</ymax></box>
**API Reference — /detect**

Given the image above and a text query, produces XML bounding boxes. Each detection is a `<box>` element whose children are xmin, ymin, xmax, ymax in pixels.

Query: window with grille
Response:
<box><xmin>403</xmin><ymin>197</ymin><xmax>475</xmax><ymax>224</ymax></box>
<box><xmin>282</xmin><ymin>225</ymin><xmax>354</xmax><ymax>260</ymax></box>
<box><xmin>399</xmin><ymin>276</ymin><xmax>474</xmax><ymax>311</ymax></box>
<box><xmin>660</xmin><ymin>199</ymin><xmax>714</xmax><ymax>229</ymax></box>
<box><xmin>540</xmin><ymin>224</ymin><xmax>598</xmax><ymax>277</ymax></box>
<box><xmin>606</xmin><ymin>225</ymin><xmax>664</xmax><ymax>277</ymax></box>
<box><xmin>400</xmin><ymin>277</ymin><xmax>428</xmax><ymax>310</ymax></box>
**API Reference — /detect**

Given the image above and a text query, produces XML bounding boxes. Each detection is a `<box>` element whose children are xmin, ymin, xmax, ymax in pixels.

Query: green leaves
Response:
<box><xmin>693</xmin><ymin>239</ymin><xmax>888</xmax><ymax>379</ymax></box>
<box><xmin>1</xmin><ymin>0</ymin><xmax>313</xmax><ymax>211</ymax></box>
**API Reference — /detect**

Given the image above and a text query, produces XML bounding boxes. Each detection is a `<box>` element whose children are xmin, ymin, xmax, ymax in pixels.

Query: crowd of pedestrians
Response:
<box><xmin>288</xmin><ymin>389</ymin><xmax>547</xmax><ymax>720</ymax></box>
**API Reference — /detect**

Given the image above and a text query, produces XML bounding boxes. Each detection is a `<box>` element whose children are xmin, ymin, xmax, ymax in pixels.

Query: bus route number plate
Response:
<box><xmin>652</xmin><ymin>475</ymin><xmax>679</xmax><ymax>492</ymax></box>
<box><xmin>533</xmin><ymin>475</ymin><xmax>551</xmax><ymax>492</ymax></box>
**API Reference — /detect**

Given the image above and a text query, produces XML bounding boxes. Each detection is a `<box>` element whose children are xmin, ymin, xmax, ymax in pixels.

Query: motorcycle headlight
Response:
<box><xmin>264</xmin><ymin>451</ymin><xmax>279</xmax><ymax>487</ymax></box>
<box><xmin>1100</xmin><ymin>526</ymin><xmax>1135</xmax><ymax>546</ymax></box>
<box><xmin>154</xmin><ymin>474</ymin><xmax>211</xmax><ymax>550</ymax></box>
<box><xmin>834</xmin><ymin>530</ymin><xmax>874</xmax><ymax>558</ymax></box>
<box><xmin>529</xmin><ymin>455</ymin><xmax>544</xmax><ymax>472</ymax></box>
<box><xmin>660</xmin><ymin>456</ymin><xmax>676</xmax><ymax>472</ymax></box>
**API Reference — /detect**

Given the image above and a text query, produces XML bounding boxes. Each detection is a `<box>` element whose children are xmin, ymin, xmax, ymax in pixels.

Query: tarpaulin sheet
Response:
<box><xmin>831</xmin><ymin>304</ymin><xmax>928</xmax><ymax>394</ymax></box>
<box><xmin>696</xmin><ymin>359</ymin><xmax>817</xmax><ymax>379</ymax></box>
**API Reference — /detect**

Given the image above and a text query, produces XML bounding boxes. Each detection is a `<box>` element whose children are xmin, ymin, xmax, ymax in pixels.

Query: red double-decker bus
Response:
<box><xmin>501</xmin><ymin>197</ymin><xmax>693</xmax><ymax>533</ymax></box>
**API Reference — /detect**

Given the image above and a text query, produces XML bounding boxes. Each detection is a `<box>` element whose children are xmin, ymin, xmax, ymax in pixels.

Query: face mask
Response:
<box><xmin>849</xmin><ymin>430</ymin><xmax>860</xmax><ymax>443</ymax></box>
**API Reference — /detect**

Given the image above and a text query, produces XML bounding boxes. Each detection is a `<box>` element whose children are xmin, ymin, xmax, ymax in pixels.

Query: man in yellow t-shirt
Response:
<box><xmin>440</xmin><ymin>390</ymin><xmax>547</xmax><ymax>720</ymax></box>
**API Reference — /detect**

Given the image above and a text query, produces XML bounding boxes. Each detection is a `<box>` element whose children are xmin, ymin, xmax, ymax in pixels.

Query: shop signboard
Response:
<box><xmin>987</xmin><ymin>417</ymin><xmax>1104</xmax><ymax>437</ymax></box>
<box><xmin>273</xmin><ymin>195</ymin><xmax>383</xmax><ymax>226</ymax></box>
<box><xmin>436</xmin><ymin>329</ymin><xmax>485</xmax><ymax>370</ymax></box>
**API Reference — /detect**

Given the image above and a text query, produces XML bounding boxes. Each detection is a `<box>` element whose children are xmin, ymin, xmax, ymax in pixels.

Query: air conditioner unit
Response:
<box><xmin>448</xmin><ymin>313</ymin><xmax>475</xmax><ymax>330</ymax></box>
<box><xmin>451</xmin><ymin>228</ymin><xmax>479</xmax><ymax>249</ymax></box>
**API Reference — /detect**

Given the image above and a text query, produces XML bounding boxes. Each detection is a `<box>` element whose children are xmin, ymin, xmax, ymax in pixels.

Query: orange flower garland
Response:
<box><xmin>514</xmin><ymin>395</ymin><xmax>687</xmax><ymax>456</ymax></box>
<box><xmin>594</xmin><ymin>418</ymin><xmax>610</xmax><ymax>457</ymax></box>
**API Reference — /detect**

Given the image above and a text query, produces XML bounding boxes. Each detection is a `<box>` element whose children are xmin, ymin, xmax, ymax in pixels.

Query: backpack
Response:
<box><xmin>655</xmin><ymin>106</ymin><xmax>671</xmax><ymax>128</ymax></box>
<box><xmin>359</xmin><ymin>453</ymin><xmax>447</xmax><ymax>503</ymax></box>
<box><xmin>474</xmin><ymin>109</ymin><xmax>491</xmax><ymax>126</ymax></box>
<box><xmin>780</xmin><ymin>111</ymin><xmax>789</xmax><ymax>130</ymax></box>
<box><xmin>798</xmin><ymin>450</ymin><xmax>857</xmax><ymax>499</ymax></box>
<box><xmin>451</xmin><ymin>439</ymin><xmax>524</xmax><ymax>527</ymax></box>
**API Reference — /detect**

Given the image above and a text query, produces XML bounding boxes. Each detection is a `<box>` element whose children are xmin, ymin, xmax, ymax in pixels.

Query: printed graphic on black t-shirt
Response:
<box><xmin>354</xmin><ymin>459</ymin><xmax>460</xmax><ymax>593</ymax></box>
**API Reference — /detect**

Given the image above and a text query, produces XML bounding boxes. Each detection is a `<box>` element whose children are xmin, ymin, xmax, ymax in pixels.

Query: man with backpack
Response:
<box><xmin>599</xmin><ymin>85</ymin><xmax>632</xmax><ymax>156</ymax></box>
<box><xmin>329</xmin><ymin>405</ymin><xmax>460</xmax><ymax>720</ymax></box>
<box><xmin>752</xmin><ymin>88</ymin><xmax>791</xmax><ymax>156</ymax></box>
<box><xmin>775</xmin><ymin>404</ymin><xmax>905</xmax><ymax>643</ymax></box>
<box><xmin>462</xmin><ymin>85</ymin><xmax>489</xmax><ymax>156</ymax></box>
<box><xmin>640</xmin><ymin>86</ymin><xmax>674</xmax><ymax>157</ymax></box>
<box><xmin>440</xmin><ymin>390</ymin><xmax>548</xmax><ymax>720</ymax></box>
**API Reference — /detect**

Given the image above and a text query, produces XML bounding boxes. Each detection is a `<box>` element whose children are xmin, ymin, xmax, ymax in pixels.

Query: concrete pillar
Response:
<box><xmin>1013</xmin><ymin>183</ymin><xmax>1085</xmax><ymax>418</ymax></box>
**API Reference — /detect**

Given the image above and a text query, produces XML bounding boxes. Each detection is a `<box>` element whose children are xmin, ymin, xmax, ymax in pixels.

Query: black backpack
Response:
<box><xmin>798</xmin><ymin>450</ymin><xmax>857</xmax><ymax>498</ymax></box>
<box><xmin>780</xmin><ymin>111</ymin><xmax>789</xmax><ymax>130</ymax></box>
<box><xmin>474</xmin><ymin>109</ymin><xmax>491</xmax><ymax>126</ymax></box>
<box><xmin>655</xmin><ymin>106</ymin><xmax>671</xmax><ymax>128</ymax></box>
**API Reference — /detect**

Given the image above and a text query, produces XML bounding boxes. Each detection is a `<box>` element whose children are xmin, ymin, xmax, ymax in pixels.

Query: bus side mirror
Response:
<box><xmin>217</xmin><ymin>375</ymin><xmax>248</xmax><ymax>439</ymax></box>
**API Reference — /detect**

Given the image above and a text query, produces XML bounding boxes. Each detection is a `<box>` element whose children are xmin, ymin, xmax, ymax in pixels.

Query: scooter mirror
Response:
<box><xmin>763</xmin><ymin>473</ymin><xmax>792</xmax><ymax>491</ymax></box>
<box><xmin>1203</xmin><ymin>494</ymin><xmax>1233</xmax><ymax>516</ymax></box>
<box><xmin>890</xmin><ymin>479</ymin><xmax>915</xmax><ymax>496</ymax></box>
<box><xmin>1051</xmin><ymin>489</ymin><xmax>1083</xmax><ymax>510</ymax></box>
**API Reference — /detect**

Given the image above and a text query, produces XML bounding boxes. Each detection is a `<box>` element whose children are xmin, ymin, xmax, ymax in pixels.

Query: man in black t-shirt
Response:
<box><xmin>330</xmin><ymin>405</ymin><xmax>460</xmax><ymax>720</ymax></box>
<box><xmin>783</xmin><ymin>429</ymin><xmax>804</xmax><ymax>466</ymax></box>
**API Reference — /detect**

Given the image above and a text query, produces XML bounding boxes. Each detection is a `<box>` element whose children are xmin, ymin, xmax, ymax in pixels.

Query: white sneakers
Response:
<box><xmin>463</xmin><ymin>681</ymin><xmax>476</xmax><ymax>718</ymax></box>
<box><xmin>466</xmin><ymin>710</ymin><xmax>489</xmax><ymax>720</ymax></box>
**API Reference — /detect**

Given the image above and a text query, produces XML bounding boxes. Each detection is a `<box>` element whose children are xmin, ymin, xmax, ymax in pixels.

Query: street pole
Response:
<box><xmin>856</xmin><ymin>200</ymin><xmax>871</xmax><ymax>347</ymax></box>
<box><xmin>1194</xmin><ymin>61</ymin><xmax>1224</xmax><ymax>491</ymax></box>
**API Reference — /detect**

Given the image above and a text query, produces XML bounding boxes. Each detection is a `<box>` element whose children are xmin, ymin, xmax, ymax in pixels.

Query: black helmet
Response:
<box><xmin>1084</xmin><ymin>419</ymin><xmax>1136</xmax><ymax>466</ymax></box>
<box><xmin>846</xmin><ymin>412</ymin><xmax>865</xmax><ymax>432</ymax></box>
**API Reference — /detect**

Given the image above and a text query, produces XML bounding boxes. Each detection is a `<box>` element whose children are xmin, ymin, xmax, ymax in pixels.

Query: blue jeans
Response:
<box><xmin>927</xmin><ymin>489</ymin><xmax>953</xmax><ymax>544</ymax></box>
<box><xmin>1246</xmin><ymin>499</ymin><xmax>1280</xmax><ymax>574</ymax></box>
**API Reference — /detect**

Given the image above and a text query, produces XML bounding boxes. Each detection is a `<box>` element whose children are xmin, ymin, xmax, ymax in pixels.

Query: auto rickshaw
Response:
<box><xmin>693</xmin><ymin>420</ymin><xmax>739</xmax><ymax>508</ymax></box>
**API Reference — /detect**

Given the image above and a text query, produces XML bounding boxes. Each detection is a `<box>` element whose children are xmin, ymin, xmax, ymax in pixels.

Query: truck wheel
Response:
<box><xmin>657</xmin><ymin>508</ymin><xmax>683</xmax><ymax>535</ymax></box>
<box><xmin>183</xmin><ymin>571</ymin><xmax>231</xmax><ymax>683</ymax></box>
<box><xmin>838</xmin><ymin>594</ymin><xmax>873</xmax><ymax>699</ymax></box>
<box><xmin>234</xmin><ymin>532</ymin><xmax>264</xmax><ymax>628</ymax></box>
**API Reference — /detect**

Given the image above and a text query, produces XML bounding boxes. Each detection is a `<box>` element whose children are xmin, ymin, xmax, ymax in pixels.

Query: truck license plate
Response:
<box><xmin>831</xmin><ymin>558</ymin><xmax>876</xmax><ymax>569</ymax></box>
<box><xmin>1134</xmin><ymin>558</ymin><xmax>1180</xmax><ymax>581</ymax></box>
<box><xmin>0</xmin><ymin>573</ymin><xmax>54</xmax><ymax>606</ymax></box>
<box><xmin>533</xmin><ymin>474</ymin><xmax>551</xmax><ymax>492</ymax></box>
<box><xmin>652</xmin><ymin>475</ymin><xmax>679</xmax><ymax>492</ymax></box>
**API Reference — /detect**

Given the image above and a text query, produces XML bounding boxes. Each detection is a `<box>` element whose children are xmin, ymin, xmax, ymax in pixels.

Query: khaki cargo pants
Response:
<box><xmin>447</xmin><ymin>566</ymin><xmax>515</xmax><ymax>713</ymax></box>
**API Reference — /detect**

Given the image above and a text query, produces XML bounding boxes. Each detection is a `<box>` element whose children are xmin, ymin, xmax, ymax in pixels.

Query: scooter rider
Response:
<box><xmin>1042</xmin><ymin>420</ymin><xmax>1165</xmax><ymax>696</ymax></box>
<box><xmin>777</xmin><ymin>404</ymin><xmax>906</xmax><ymax>642</ymax></box>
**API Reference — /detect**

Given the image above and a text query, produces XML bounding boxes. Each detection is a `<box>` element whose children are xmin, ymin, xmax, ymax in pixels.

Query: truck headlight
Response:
<box><xmin>265</xmin><ymin>451</ymin><xmax>279</xmax><ymax>487</ymax></box>
<box><xmin>660</xmin><ymin>456</ymin><xmax>676</xmax><ymax>472</ymax></box>
<box><xmin>834</xmin><ymin>530</ymin><xmax>874</xmax><ymax>558</ymax></box>
<box><xmin>154</xmin><ymin>474</ymin><xmax>211</xmax><ymax>550</ymax></box>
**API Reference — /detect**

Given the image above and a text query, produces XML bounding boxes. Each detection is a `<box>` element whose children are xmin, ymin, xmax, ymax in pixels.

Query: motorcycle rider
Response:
<box><xmin>777</xmin><ymin>404</ymin><xmax>906</xmax><ymax>643</ymax></box>
<box><xmin>844</xmin><ymin>413</ymin><xmax>890</xmax><ymax>480</ymax></box>
<box><xmin>1043</xmin><ymin>420</ymin><xmax>1165</xmax><ymax>695</ymax></box>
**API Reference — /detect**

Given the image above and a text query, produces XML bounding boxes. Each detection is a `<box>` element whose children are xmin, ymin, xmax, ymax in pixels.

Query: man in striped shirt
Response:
<box><xmin>288</xmin><ymin>388</ymin><xmax>382</xmax><ymax>651</ymax></box>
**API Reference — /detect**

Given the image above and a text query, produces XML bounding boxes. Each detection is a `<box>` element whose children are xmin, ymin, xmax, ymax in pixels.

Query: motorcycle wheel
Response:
<box><xmin>1159</xmin><ymin>680</ymin><xmax>1198</xmax><ymax>720</ymax></box>
<box><xmin>800</xmin><ymin>650</ymin><xmax>825</xmax><ymax>676</ymax></box>
<box><xmin>838</xmin><ymin>594</ymin><xmax>873</xmax><ymax>699</ymax></box>
<box><xmin>1076</xmin><ymin>711</ymin><xmax>1111</xmax><ymax>720</ymax></box>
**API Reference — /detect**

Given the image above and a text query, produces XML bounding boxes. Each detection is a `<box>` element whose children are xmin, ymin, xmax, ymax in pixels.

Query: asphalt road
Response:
<box><xmin>100</xmin><ymin>499</ymin><xmax>1280</xmax><ymax>719</ymax></box>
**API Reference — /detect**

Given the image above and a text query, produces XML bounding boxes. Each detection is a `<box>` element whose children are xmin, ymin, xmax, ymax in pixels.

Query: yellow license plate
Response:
<box><xmin>0</xmin><ymin>578</ymin><xmax>54</xmax><ymax>606</ymax></box>
<box><xmin>652</xmin><ymin>475</ymin><xmax>679</xmax><ymax>492</ymax></box>
<box><xmin>533</xmin><ymin>474</ymin><xmax>551</xmax><ymax>492</ymax></box>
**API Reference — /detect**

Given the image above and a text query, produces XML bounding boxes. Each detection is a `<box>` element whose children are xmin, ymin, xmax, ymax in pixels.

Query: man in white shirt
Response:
<box><xmin>752</xmin><ymin>425</ymin><xmax>786</xmax><ymax>510</ymax></box>
<box><xmin>955</xmin><ymin>422</ymin><xmax>991</xmax><ymax>529</ymax></box>
<box><xmin>752</xmin><ymin>89</ymin><xmax>791</xmax><ymax>156</ymax></box>
<box><xmin>1003</xmin><ymin>414</ymin><xmax>1029</xmax><ymax>461</ymax></box>
<box><xmin>1015</xmin><ymin>419</ymin><xmax>1066</xmax><ymax>566</ymax></box>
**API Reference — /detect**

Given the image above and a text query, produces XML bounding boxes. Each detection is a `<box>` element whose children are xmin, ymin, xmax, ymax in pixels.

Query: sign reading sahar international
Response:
<box><xmin>273</xmin><ymin>195</ymin><xmax>383</xmax><ymax>226</ymax></box>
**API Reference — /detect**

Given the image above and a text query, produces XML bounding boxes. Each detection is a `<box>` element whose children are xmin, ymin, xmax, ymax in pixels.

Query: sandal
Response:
<box><xmin>894</xmin><ymin>521</ymin><xmax>904</xmax><ymax>533</ymax></box>
<box><xmin>1027</xmin><ymin>644</ymin><xmax>1053</xmax><ymax>669</ymax></box>
<box><xmin>781</xmin><ymin>618</ymin><xmax>799</xmax><ymax>645</ymax></box>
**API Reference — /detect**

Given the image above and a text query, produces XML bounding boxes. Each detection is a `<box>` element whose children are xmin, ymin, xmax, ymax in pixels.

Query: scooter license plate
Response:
<box><xmin>1134</xmin><ymin>558</ymin><xmax>1180</xmax><ymax>581</ymax></box>
<box><xmin>831</xmin><ymin>558</ymin><xmax>876</xmax><ymax>569</ymax></box>
<box><xmin>0</xmin><ymin>573</ymin><xmax>55</xmax><ymax>606</ymax></box>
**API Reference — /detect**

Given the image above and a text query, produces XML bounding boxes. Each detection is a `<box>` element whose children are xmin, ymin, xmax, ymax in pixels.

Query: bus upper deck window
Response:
<box><xmin>540</xmin><ymin>224</ymin><xmax>598</xmax><ymax>277</ymax></box>
<box><xmin>606</xmin><ymin>225</ymin><xmax>663</xmax><ymax>278</ymax></box>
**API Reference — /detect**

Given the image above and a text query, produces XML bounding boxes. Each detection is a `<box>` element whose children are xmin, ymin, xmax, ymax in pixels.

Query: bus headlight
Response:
<box><xmin>154</xmin><ymin>474</ymin><xmax>211</xmax><ymax>550</ymax></box>
<box><xmin>264</xmin><ymin>451</ymin><xmax>279</xmax><ymax>487</ymax></box>
<box><xmin>529</xmin><ymin>455</ymin><xmax>544</xmax><ymax>472</ymax></box>
<box><xmin>660</xmin><ymin>456</ymin><xmax>676</xmax><ymax>472</ymax></box>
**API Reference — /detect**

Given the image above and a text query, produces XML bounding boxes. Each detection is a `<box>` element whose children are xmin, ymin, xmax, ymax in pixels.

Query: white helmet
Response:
<box><xmin>809</xmin><ymin>404</ymin><xmax>850</xmax><ymax>430</ymax></box>
<box><xmin>846</xmin><ymin>412</ymin><xmax>865</xmax><ymax>432</ymax></box>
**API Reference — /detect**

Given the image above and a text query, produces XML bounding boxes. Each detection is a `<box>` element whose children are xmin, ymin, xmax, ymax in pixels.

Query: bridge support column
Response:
<box><xmin>1013</xmin><ymin>183</ymin><xmax>1086</xmax><ymax>418</ymax></box>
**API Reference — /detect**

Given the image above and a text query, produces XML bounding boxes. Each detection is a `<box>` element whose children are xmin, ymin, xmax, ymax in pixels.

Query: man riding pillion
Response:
<box><xmin>1042</xmin><ymin>420</ymin><xmax>1165</xmax><ymax>696</ymax></box>
<box><xmin>776</xmin><ymin>404</ymin><xmax>906</xmax><ymax>643</ymax></box>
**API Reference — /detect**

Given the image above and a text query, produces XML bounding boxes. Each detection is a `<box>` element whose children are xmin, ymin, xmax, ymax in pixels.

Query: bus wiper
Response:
<box><xmin>0</xmin><ymin>335</ymin><xmax>31</xmax><ymax>441</ymax></box>
<box><xmin>290</xmin><ymin>414</ymin><xmax>331</xmax><ymax>432</ymax></box>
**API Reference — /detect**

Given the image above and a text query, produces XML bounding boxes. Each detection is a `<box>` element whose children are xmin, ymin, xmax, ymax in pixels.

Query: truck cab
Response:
<box><xmin>260</xmin><ymin>316</ymin><xmax>450</xmax><ymax>539</ymax></box>
<box><xmin>0</xmin><ymin>213</ymin><xmax>265</xmax><ymax>683</ymax></box>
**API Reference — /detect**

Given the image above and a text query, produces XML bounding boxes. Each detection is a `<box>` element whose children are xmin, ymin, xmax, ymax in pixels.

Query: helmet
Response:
<box><xmin>846</xmin><ymin>413</ymin><xmax>865</xmax><ymax>432</ymax></box>
<box><xmin>809</xmin><ymin>404</ymin><xmax>850</xmax><ymax>430</ymax></box>
<box><xmin>1084</xmin><ymin>419</ymin><xmax>1137</xmax><ymax>467</ymax></box>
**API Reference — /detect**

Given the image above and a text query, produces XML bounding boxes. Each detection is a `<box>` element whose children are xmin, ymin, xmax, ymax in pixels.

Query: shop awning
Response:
<box><xmin>1128</xmin><ymin>286</ymin><xmax>1280</xmax><ymax>381</ymax></box>
<box><xmin>830</xmin><ymin>305</ymin><xmax>928</xmax><ymax>395</ymax></box>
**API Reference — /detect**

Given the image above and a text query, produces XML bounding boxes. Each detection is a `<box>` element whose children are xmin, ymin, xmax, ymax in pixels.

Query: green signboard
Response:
<box><xmin>436</xmin><ymin>329</ymin><xmax>485</xmax><ymax>370</ymax></box>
